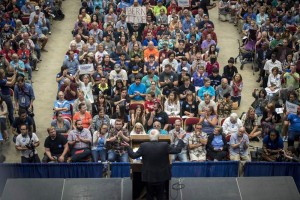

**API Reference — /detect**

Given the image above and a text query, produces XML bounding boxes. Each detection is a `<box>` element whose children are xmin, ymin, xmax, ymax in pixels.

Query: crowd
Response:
<box><xmin>0</xmin><ymin>0</ymin><xmax>299</xmax><ymax>164</ymax></box>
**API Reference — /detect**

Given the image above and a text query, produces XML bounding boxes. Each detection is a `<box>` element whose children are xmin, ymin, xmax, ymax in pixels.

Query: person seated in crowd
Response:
<box><xmin>218</xmin><ymin>92</ymin><xmax>233</xmax><ymax>118</ymax></box>
<box><xmin>51</xmin><ymin>111</ymin><xmax>71</xmax><ymax>135</ymax></box>
<box><xmin>68</xmin><ymin>120</ymin><xmax>92</xmax><ymax>162</ymax></box>
<box><xmin>261</xmin><ymin>129</ymin><xmax>284</xmax><ymax>162</ymax></box>
<box><xmin>73</xmin><ymin>90</ymin><xmax>92</xmax><ymax>113</ymax></box>
<box><xmin>207</xmin><ymin>126</ymin><xmax>228</xmax><ymax>161</ymax></box>
<box><xmin>282</xmin><ymin>63</ymin><xmax>299</xmax><ymax>90</ymax></box>
<box><xmin>92</xmin><ymin>94</ymin><xmax>111</xmax><ymax>117</ymax></box>
<box><xmin>251</xmin><ymin>88</ymin><xmax>268</xmax><ymax>117</ymax></box>
<box><xmin>131</xmin><ymin>105</ymin><xmax>146</xmax><ymax>127</ymax></box>
<box><xmin>169</xmin><ymin>120</ymin><xmax>188</xmax><ymax>162</ymax></box>
<box><xmin>164</xmin><ymin>91</ymin><xmax>180</xmax><ymax>117</ymax></box>
<box><xmin>42</xmin><ymin>126</ymin><xmax>69</xmax><ymax>163</ymax></box>
<box><xmin>111</xmin><ymin>105</ymin><xmax>128</xmax><ymax>129</ymax></box>
<box><xmin>146</xmin><ymin>102</ymin><xmax>169</xmax><ymax>131</ymax></box>
<box><xmin>240</xmin><ymin>107</ymin><xmax>261</xmax><ymax>141</ymax></box>
<box><xmin>188</xmin><ymin>123</ymin><xmax>208</xmax><ymax>162</ymax></box>
<box><xmin>222</xmin><ymin>57</ymin><xmax>238</xmax><ymax>84</ymax></box>
<box><xmin>91</xmin><ymin>124</ymin><xmax>109</xmax><ymax>163</ymax></box>
<box><xmin>222</xmin><ymin>113</ymin><xmax>243</xmax><ymax>135</ymax></box>
<box><xmin>283</xmin><ymin>105</ymin><xmax>300</xmax><ymax>147</ymax></box>
<box><xmin>15</xmin><ymin>124</ymin><xmax>40</xmax><ymax>163</ymax></box>
<box><xmin>12</xmin><ymin>109</ymin><xmax>34</xmax><ymax>139</ymax></box>
<box><xmin>144</xmin><ymin>42</ymin><xmax>159</xmax><ymax>62</ymax></box>
<box><xmin>146</xmin><ymin>81</ymin><xmax>161</xmax><ymax>99</ymax></box>
<box><xmin>178</xmin><ymin>76</ymin><xmax>195</xmax><ymax>102</ymax></box>
<box><xmin>199</xmin><ymin>106</ymin><xmax>218</xmax><ymax>135</ymax></box>
<box><xmin>159</xmin><ymin>64</ymin><xmax>178</xmax><ymax>97</ymax></box>
<box><xmin>54</xmin><ymin>91</ymin><xmax>72</xmax><ymax>118</ymax></box>
<box><xmin>197</xmin><ymin>78</ymin><xmax>216</xmax><ymax>102</ymax></box>
<box><xmin>229</xmin><ymin>127</ymin><xmax>250</xmax><ymax>161</ymax></box>
<box><xmin>192</xmin><ymin>66</ymin><xmax>208</xmax><ymax>90</ymax></box>
<box><xmin>209</xmin><ymin>67</ymin><xmax>222</xmax><ymax>89</ymax></box>
<box><xmin>73</xmin><ymin>103</ymin><xmax>92</xmax><ymax>129</ymax></box>
<box><xmin>106</xmin><ymin>119</ymin><xmax>130</xmax><ymax>162</ymax></box>
<box><xmin>128</xmin><ymin>75</ymin><xmax>147</xmax><ymax>102</ymax></box>
<box><xmin>130</xmin><ymin>122</ymin><xmax>147</xmax><ymax>135</ymax></box>
<box><xmin>261</xmin><ymin>102</ymin><xmax>281</xmax><ymax>138</ymax></box>
<box><xmin>181</xmin><ymin>91</ymin><xmax>198</xmax><ymax>118</ymax></box>
<box><xmin>91</xmin><ymin>108</ymin><xmax>110</xmax><ymax>134</ymax></box>
<box><xmin>215</xmin><ymin>78</ymin><xmax>232</xmax><ymax>101</ymax></box>
<box><xmin>144</xmin><ymin>92</ymin><xmax>158</xmax><ymax>115</ymax></box>
<box><xmin>59</xmin><ymin>78</ymin><xmax>78</xmax><ymax>103</ymax></box>
<box><xmin>280</xmin><ymin>146</ymin><xmax>300</xmax><ymax>162</ymax></box>
<box><xmin>147</xmin><ymin>121</ymin><xmax>168</xmax><ymax>135</ymax></box>
<box><xmin>265</xmin><ymin>67</ymin><xmax>281</xmax><ymax>101</ymax></box>
<box><xmin>198</xmin><ymin>93</ymin><xmax>218</xmax><ymax>116</ymax></box>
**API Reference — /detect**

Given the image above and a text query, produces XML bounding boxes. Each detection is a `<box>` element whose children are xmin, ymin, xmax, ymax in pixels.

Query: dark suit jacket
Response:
<box><xmin>127</xmin><ymin>140</ymin><xmax>184</xmax><ymax>183</ymax></box>
<box><xmin>256</xmin><ymin>48</ymin><xmax>272</xmax><ymax>65</ymax></box>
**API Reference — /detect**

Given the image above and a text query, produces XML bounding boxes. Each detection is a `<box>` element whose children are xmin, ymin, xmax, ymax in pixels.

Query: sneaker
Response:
<box><xmin>35</xmin><ymin>67</ymin><xmax>39</xmax><ymax>71</ymax></box>
<box><xmin>48</xmin><ymin>31</ymin><xmax>52</xmax><ymax>35</ymax></box>
<box><xmin>283</xmin><ymin>136</ymin><xmax>288</xmax><ymax>142</ymax></box>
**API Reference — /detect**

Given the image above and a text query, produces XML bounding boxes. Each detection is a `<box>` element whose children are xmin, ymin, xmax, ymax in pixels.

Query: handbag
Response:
<box><xmin>232</xmin><ymin>101</ymin><xmax>239</xmax><ymax>110</ymax></box>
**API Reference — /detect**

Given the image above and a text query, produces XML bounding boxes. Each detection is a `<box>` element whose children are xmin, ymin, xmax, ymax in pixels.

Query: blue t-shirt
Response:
<box><xmin>288</xmin><ymin>114</ymin><xmax>300</xmax><ymax>132</ymax></box>
<box><xmin>263</xmin><ymin>135</ymin><xmax>284</xmax><ymax>150</ymax></box>
<box><xmin>211</xmin><ymin>135</ymin><xmax>224</xmax><ymax>150</ymax></box>
<box><xmin>128</xmin><ymin>83</ymin><xmax>146</xmax><ymax>101</ymax></box>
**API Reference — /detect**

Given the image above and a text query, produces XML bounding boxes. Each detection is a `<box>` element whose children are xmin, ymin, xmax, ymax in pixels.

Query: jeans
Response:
<box><xmin>91</xmin><ymin>149</ymin><xmax>107</xmax><ymax>162</ymax></box>
<box><xmin>2</xmin><ymin>94</ymin><xmax>14</xmax><ymax>124</ymax></box>
<box><xmin>107</xmin><ymin>150</ymin><xmax>129</xmax><ymax>162</ymax></box>
<box><xmin>172</xmin><ymin>152</ymin><xmax>188</xmax><ymax>162</ymax></box>
<box><xmin>70</xmin><ymin>148</ymin><xmax>91</xmax><ymax>162</ymax></box>
<box><xmin>288</xmin><ymin>131</ymin><xmax>300</xmax><ymax>147</ymax></box>
<box><xmin>46</xmin><ymin>18</ymin><xmax>51</xmax><ymax>32</ymax></box>
<box><xmin>24</xmin><ymin>63</ymin><xmax>32</xmax><ymax>80</ymax></box>
<box><xmin>34</xmin><ymin>43</ymin><xmax>41</xmax><ymax>59</ymax></box>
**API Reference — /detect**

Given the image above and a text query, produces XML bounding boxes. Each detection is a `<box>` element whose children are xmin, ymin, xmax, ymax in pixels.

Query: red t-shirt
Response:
<box><xmin>1</xmin><ymin>49</ymin><xmax>15</xmax><ymax>62</ymax></box>
<box><xmin>17</xmin><ymin>49</ymin><xmax>30</xmax><ymax>64</ymax></box>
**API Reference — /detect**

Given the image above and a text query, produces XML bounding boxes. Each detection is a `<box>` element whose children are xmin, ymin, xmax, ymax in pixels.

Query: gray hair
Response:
<box><xmin>149</xmin><ymin>129</ymin><xmax>160</xmax><ymax>141</ymax></box>
<box><xmin>230</xmin><ymin>113</ymin><xmax>238</xmax><ymax>121</ymax></box>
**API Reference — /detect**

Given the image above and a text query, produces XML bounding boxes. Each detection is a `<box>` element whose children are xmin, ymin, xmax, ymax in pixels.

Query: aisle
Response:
<box><xmin>208</xmin><ymin>7</ymin><xmax>259</xmax><ymax>116</ymax></box>
<box><xmin>3</xmin><ymin>0</ymin><xmax>81</xmax><ymax>162</ymax></box>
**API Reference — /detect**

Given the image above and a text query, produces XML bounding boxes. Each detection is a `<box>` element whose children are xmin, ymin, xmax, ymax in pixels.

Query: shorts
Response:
<box><xmin>189</xmin><ymin>152</ymin><xmax>206</xmax><ymax>161</ymax></box>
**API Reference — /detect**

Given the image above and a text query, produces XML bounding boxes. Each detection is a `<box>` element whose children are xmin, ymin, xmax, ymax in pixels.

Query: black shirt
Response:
<box><xmin>209</xmin><ymin>74</ymin><xmax>222</xmax><ymax>88</ymax></box>
<box><xmin>178</xmin><ymin>84</ymin><xmax>195</xmax><ymax>100</ymax></box>
<box><xmin>181</xmin><ymin>101</ymin><xmax>198</xmax><ymax>116</ymax></box>
<box><xmin>12</xmin><ymin>116</ymin><xmax>33</xmax><ymax>134</ymax></box>
<box><xmin>146</xmin><ymin>111</ymin><xmax>169</xmax><ymax>130</ymax></box>
<box><xmin>222</xmin><ymin>65</ymin><xmax>238</xmax><ymax>82</ymax></box>
<box><xmin>44</xmin><ymin>134</ymin><xmax>68</xmax><ymax>156</ymax></box>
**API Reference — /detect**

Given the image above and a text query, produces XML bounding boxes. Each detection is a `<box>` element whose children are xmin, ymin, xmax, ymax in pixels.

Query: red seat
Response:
<box><xmin>129</xmin><ymin>103</ymin><xmax>144</xmax><ymax>111</ymax></box>
<box><xmin>184</xmin><ymin>117</ymin><xmax>200</xmax><ymax>130</ymax></box>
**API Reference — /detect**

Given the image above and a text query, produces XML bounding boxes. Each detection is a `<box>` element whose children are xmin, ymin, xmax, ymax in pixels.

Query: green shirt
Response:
<box><xmin>284</xmin><ymin>72</ymin><xmax>300</xmax><ymax>89</ymax></box>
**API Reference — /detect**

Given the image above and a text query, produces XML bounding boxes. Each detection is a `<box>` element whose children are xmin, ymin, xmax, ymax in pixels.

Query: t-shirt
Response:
<box><xmin>44</xmin><ymin>134</ymin><xmax>67</xmax><ymax>155</ymax></box>
<box><xmin>146</xmin><ymin>111</ymin><xmax>169</xmax><ymax>129</ymax></box>
<box><xmin>178</xmin><ymin>85</ymin><xmax>196</xmax><ymax>98</ymax></box>
<box><xmin>13</xmin><ymin>117</ymin><xmax>33</xmax><ymax>134</ymax></box>
<box><xmin>159</xmin><ymin>71</ymin><xmax>178</xmax><ymax>83</ymax></box>
<box><xmin>288</xmin><ymin>114</ymin><xmax>300</xmax><ymax>132</ymax></box>
<box><xmin>128</xmin><ymin>83</ymin><xmax>147</xmax><ymax>101</ymax></box>
<box><xmin>0</xmin><ymin>79</ymin><xmax>10</xmax><ymax>95</ymax></box>
<box><xmin>263</xmin><ymin>135</ymin><xmax>284</xmax><ymax>150</ymax></box>
<box><xmin>16</xmin><ymin>133</ymin><xmax>39</xmax><ymax>158</ymax></box>
<box><xmin>284</xmin><ymin>72</ymin><xmax>299</xmax><ymax>89</ymax></box>
<box><xmin>73</xmin><ymin>112</ymin><xmax>92</xmax><ymax>128</ymax></box>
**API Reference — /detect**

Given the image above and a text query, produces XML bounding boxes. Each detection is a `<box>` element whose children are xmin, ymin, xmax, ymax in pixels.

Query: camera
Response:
<box><xmin>26</xmin><ymin>141</ymin><xmax>35</xmax><ymax>150</ymax></box>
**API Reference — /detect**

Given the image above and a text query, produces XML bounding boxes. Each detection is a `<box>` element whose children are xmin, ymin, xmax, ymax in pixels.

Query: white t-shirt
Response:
<box><xmin>16</xmin><ymin>133</ymin><xmax>39</xmax><ymax>158</ymax></box>
<box><xmin>79</xmin><ymin>81</ymin><xmax>94</xmax><ymax>103</ymax></box>
<box><xmin>109</xmin><ymin>70</ymin><xmax>128</xmax><ymax>85</ymax></box>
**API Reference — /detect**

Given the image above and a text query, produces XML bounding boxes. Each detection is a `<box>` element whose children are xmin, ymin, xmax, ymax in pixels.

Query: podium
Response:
<box><xmin>130</xmin><ymin>134</ymin><xmax>171</xmax><ymax>198</ymax></box>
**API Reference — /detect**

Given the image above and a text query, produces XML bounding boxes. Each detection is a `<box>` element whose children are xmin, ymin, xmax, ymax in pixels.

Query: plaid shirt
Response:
<box><xmin>107</xmin><ymin>128</ymin><xmax>129</xmax><ymax>154</ymax></box>
<box><xmin>188</xmin><ymin>131</ymin><xmax>208</xmax><ymax>158</ymax></box>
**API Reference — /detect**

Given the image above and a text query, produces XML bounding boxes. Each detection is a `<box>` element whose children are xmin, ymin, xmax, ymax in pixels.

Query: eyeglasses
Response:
<box><xmin>153</xmin><ymin>125</ymin><xmax>160</xmax><ymax>128</ymax></box>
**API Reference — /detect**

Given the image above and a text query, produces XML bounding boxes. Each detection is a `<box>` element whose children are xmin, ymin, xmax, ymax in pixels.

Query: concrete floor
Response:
<box><xmin>2</xmin><ymin>2</ymin><xmax>260</xmax><ymax>162</ymax></box>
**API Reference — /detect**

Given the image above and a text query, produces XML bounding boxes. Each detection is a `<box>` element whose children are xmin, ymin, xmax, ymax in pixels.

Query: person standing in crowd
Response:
<box><xmin>15</xmin><ymin>124</ymin><xmax>40</xmax><ymax>163</ymax></box>
<box><xmin>229</xmin><ymin>127</ymin><xmax>250</xmax><ymax>161</ymax></box>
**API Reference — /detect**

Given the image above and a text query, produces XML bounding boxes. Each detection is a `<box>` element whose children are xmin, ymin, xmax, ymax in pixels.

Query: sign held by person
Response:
<box><xmin>126</xmin><ymin>7</ymin><xmax>146</xmax><ymax>23</ymax></box>
<box><xmin>178</xmin><ymin>0</ymin><xmax>190</xmax><ymax>7</ymax></box>
<box><xmin>79</xmin><ymin>64</ymin><xmax>94</xmax><ymax>74</ymax></box>
<box><xmin>286</xmin><ymin>101</ymin><xmax>298</xmax><ymax>114</ymax></box>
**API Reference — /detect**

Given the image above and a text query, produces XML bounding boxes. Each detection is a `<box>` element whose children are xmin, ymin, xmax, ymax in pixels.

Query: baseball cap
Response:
<box><xmin>206</xmin><ymin>24</ymin><xmax>212</xmax><ymax>28</ymax></box>
<box><xmin>132</xmin><ymin>66</ymin><xmax>139</xmax><ymax>73</ymax></box>
<box><xmin>158</xmin><ymin>0</ymin><xmax>163</xmax><ymax>3</ymax></box>
<box><xmin>35</xmin><ymin>6</ymin><xmax>40</xmax><ymax>10</ymax></box>
<box><xmin>114</xmin><ymin>64</ymin><xmax>121</xmax><ymax>70</ymax></box>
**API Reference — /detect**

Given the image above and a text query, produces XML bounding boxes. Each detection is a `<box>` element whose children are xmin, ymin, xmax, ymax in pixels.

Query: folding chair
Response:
<box><xmin>129</xmin><ymin>102</ymin><xmax>145</xmax><ymax>112</ymax></box>
<box><xmin>184</xmin><ymin>117</ymin><xmax>200</xmax><ymax>131</ymax></box>
<box><xmin>168</xmin><ymin>117</ymin><xmax>182</xmax><ymax>131</ymax></box>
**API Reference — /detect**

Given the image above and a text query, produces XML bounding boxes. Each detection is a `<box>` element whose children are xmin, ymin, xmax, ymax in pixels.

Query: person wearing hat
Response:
<box><xmin>109</xmin><ymin>64</ymin><xmax>128</xmax><ymax>87</ymax></box>
<box><xmin>29</xmin><ymin>5</ymin><xmax>50</xmax><ymax>34</ymax></box>
<box><xmin>128</xmin><ymin>75</ymin><xmax>147</xmax><ymax>102</ymax></box>
<box><xmin>128</xmin><ymin>66</ymin><xmax>143</xmax><ymax>85</ymax></box>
